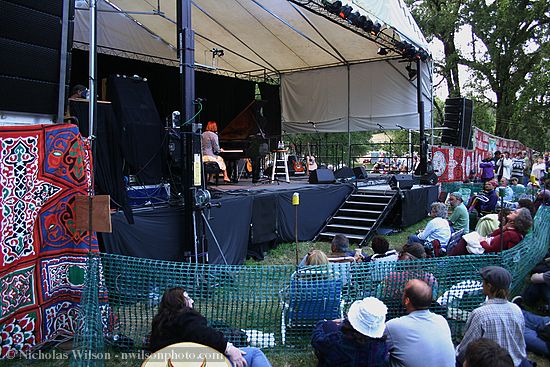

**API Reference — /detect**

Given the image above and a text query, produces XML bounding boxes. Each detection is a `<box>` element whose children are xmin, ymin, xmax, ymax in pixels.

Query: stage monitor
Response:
<box><xmin>389</xmin><ymin>174</ymin><xmax>414</xmax><ymax>190</ymax></box>
<box><xmin>309</xmin><ymin>169</ymin><xmax>336</xmax><ymax>184</ymax></box>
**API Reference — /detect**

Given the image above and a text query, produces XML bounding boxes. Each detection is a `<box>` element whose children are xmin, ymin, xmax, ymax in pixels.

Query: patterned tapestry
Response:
<box><xmin>0</xmin><ymin>124</ymin><xmax>98</xmax><ymax>358</ymax></box>
<box><xmin>433</xmin><ymin>126</ymin><xmax>530</xmax><ymax>182</ymax></box>
<box><xmin>431</xmin><ymin>146</ymin><xmax>474</xmax><ymax>182</ymax></box>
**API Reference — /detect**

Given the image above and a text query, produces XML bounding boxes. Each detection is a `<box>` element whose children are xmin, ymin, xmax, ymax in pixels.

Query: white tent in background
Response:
<box><xmin>73</xmin><ymin>0</ymin><xmax>432</xmax><ymax>132</ymax></box>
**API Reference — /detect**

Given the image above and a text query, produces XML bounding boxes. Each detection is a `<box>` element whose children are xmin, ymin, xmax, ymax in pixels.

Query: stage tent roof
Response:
<box><xmin>74</xmin><ymin>0</ymin><xmax>432</xmax><ymax>132</ymax></box>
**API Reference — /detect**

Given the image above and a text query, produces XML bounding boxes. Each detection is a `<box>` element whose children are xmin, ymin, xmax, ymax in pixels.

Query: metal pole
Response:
<box><xmin>88</xmin><ymin>0</ymin><xmax>97</xmax><ymax>137</ymax></box>
<box><xmin>347</xmin><ymin>65</ymin><xmax>351</xmax><ymax>167</ymax></box>
<box><xmin>177</xmin><ymin>0</ymin><xmax>199</xmax><ymax>259</ymax></box>
<box><xmin>57</xmin><ymin>0</ymin><xmax>71</xmax><ymax>122</ymax></box>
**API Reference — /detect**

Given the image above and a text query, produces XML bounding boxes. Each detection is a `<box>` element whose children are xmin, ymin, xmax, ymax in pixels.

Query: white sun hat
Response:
<box><xmin>347</xmin><ymin>297</ymin><xmax>388</xmax><ymax>338</ymax></box>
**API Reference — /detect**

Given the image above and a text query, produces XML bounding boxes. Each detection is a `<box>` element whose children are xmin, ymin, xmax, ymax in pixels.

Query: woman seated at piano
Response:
<box><xmin>202</xmin><ymin>121</ymin><xmax>231</xmax><ymax>183</ymax></box>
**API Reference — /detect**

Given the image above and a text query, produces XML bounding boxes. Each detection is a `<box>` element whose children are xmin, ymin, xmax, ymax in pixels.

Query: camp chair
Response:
<box><xmin>280</xmin><ymin>269</ymin><xmax>343</xmax><ymax>345</ymax></box>
<box><xmin>444</xmin><ymin>229</ymin><xmax>465</xmax><ymax>256</ymax></box>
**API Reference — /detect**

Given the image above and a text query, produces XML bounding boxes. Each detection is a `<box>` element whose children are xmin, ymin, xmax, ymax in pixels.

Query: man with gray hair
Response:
<box><xmin>448</xmin><ymin>192</ymin><xmax>469</xmax><ymax>233</ymax></box>
<box><xmin>408</xmin><ymin>202</ymin><xmax>451</xmax><ymax>251</ymax></box>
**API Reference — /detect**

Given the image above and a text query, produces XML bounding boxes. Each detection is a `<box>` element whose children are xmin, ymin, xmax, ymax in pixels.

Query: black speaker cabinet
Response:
<box><xmin>389</xmin><ymin>174</ymin><xmax>414</xmax><ymax>190</ymax></box>
<box><xmin>0</xmin><ymin>0</ymin><xmax>75</xmax><ymax>117</ymax></box>
<box><xmin>334</xmin><ymin>167</ymin><xmax>355</xmax><ymax>179</ymax></box>
<box><xmin>441</xmin><ymin>97</ymin><xmax>474</xmax><ymax>149</ymax></box>
<box><xmin>309</xmin><ymin>169</ymin><xmax>335</xmax><ymax>184</ymax></box>
<box><xmin>419</xmin><ymin>172</ymin><xmax>438</xmax><ymax>185</ymax></box>
<box><xmin>353</xmin><ymin>166</ymin><xmax>368</xmax><ymax>179</ymax></box>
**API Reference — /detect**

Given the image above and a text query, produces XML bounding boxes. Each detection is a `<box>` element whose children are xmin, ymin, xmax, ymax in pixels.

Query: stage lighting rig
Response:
<box><xmin>322</xmin><ymin>0</ymin><xmax>342</xmax><ymax>14</ymax></box>
<box><xmin>377</xmin><ymin>47</ymin><xmax>388</xmax><ymax>56</ymax></box>
<box><xmin>339</xmin><ymin>4</ymin><xmax>353</xmax><ymax>19</ymax></box>
<box><xmin>406</xmin><ymin>63</ymin><xmax>417</xmax><ymax>80</ymax></box>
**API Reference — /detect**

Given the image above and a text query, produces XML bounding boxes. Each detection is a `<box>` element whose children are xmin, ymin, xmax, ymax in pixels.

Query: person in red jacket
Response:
<box><xmin>480</xmin><ymin>207</ymin><xmax>533</xmax><ymax>253</ymax></box>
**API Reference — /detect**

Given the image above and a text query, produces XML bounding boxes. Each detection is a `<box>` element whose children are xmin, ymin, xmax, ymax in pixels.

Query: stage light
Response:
<box><xmin>322</xmin><ymin>0</ymin><xmax>342</xmax><ymax>15</ymax></box>
<box><xmin>370</xmin><ymin>22</ymin><xmax>381</xmax><ymax>36</ymax></box>
<box><xmin>417</xmin><ymin>49</ymin><xmax>430</xmax><ymax>61</ymax></box>
<box><xmin>339</xmin><ymin>5</ymin><xmax>353</xmax><ymax>19</ymax></box>
<box><xmin>406</xmin><ymin>63</ymin><xmax>417</xmax><ymax>80</ymax></box>
<box><xmin>348</xmin><ymin>12</ymin><xmax>367</xmax><ymax>28</ymax></box>
<box><xmin>363</xmin><ymin>19</ymin><xmax>374</xmax><ymax>33</ymax></box>
<box><xmin>377</xmin><ymin>47</ymin><xmax>388</xmax><ymax>56</ymax></box>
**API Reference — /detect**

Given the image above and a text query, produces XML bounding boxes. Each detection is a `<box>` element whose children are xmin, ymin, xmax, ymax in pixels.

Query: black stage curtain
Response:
<box><xmin>102</xmin><ymin>184</ymin><xmax>354</xmax><ymax>264</ymax></box>
<box><xmin>196</xmin><ymin>73</ymin><xmax>255</xmax><ymax>130</ymax></box>
<box><xmin>276</xmin><ymin>184</ymin><xmax>355</xmax><ymax>241</ymax></box>
<box><xmin>258</xmin><ymin>82</ymin><xmax>282</xmax><ymax>146</ymax></box>
<box><xmin>70</xmin><ymin>100</ymin><xmax>133</xmax><ymax>223</ymax></box>
<box><xmin>391</xmin><ymin>185</ymin><xmax>439</xmax><ymax>227</ymax></box>
<box><xmin>102</xmin><ymin>206</ymin><xmax>186</xmax><ymax>261</ymax></box>
<box><xmin>204</xmin><ymin>196</ymin><xmax>254</xmax><ymax>265</ymax></box>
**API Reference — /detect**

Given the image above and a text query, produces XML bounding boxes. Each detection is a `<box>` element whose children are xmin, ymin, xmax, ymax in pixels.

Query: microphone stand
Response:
<box><xmin>499</xmin><ymin>188</ymin><xmax>505</xmax><ymax>252</ymax></box>
<box><xmin>308</xmin><ymin>121</ymin><xmax>322</xmax><ymax>166</ymax></box>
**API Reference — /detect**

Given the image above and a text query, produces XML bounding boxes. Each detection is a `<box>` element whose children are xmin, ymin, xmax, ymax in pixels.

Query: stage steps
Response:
<box><xmin>316</xmin><ymin>188</ymin><xmax>399</xmax><ymax>247</ymax></box>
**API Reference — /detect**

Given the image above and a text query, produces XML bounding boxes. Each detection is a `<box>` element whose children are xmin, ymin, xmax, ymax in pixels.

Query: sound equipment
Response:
<box><xmin>308</xmin><ymin>169</ymin><xmax>336</xmax><ymax>184</ymax></box>
<box><xmin>0</xmin><ymin>0</ymin><xmax>74</xmax><ymax>119</ymax></box>
<box><xmin>334</xmin><ymin>167</ymin><xmax>355</xmax><ymax>180</ymax></box>
<box><xmin>419</xmin><ymin>172</ymin><xmax>438</xmax><ymax>185</ymax></box>
<box><xmin>353</xmin><ymin>166</ymin><xmax>368</xmax><ymax>180</ymax></box>
<box><xmin>389</xmin><ymin>174</ymin><xmax>414</xmax><ymax>190</ymax></box>
<box><xmin>108</xmin><ymin>75</ymin><xmax>165</xmax><ymax>185</ymax></box>
<box><xmin>126</xmin><ymin>184</ymin><xmax>170</xmax><ymax>208</ymax></box>
<box><xmin>441</xmin><ymin>98</ymin><xmax>474</xmax><ymax>149</ymax></box>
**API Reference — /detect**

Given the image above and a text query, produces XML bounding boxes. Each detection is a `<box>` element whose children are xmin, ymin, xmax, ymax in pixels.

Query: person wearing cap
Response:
<box><xmin>456</xmin><ymin>266</ymin><xmax>529</xmax><ymax>367</ymax></box>
<box><xmin>448</xmin><ymin>192</ymin><xmax>469</xmax><ymax>233</ymax></box>
<box><xmin>311</xmin><ymin>297</ymin><xmax>389</xmax><ymax>367</ymax></box>
<box><xmin>384</xmin><ymin>279</ymin><xmax>455</xmax><ymax>367</ymax></box>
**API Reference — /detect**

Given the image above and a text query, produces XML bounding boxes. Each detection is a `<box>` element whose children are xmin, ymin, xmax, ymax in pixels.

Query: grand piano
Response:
<box><xmin>219</xmin><ymin>100</ymin><xmax>271</xmax><ymax>182</ymax></box>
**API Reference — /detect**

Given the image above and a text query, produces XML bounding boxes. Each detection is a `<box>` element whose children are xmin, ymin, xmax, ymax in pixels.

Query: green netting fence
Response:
<box><xmin>71</xmin><ymin>206</ymin><xmax>550</xmax><ymax>366</ymax></box>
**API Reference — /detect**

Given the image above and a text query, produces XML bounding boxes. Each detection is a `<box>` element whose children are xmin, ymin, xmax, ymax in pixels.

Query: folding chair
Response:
<box><xmin>280</xmin><ymin>269</ymin><xmax>343</xmax><ymax>345</ymax></box>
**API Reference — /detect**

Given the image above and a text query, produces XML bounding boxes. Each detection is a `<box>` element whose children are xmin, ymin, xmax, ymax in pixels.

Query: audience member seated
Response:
<box><xmin>534</xmin><ymin>189</ymin><xmax>550</xmax><ymax>213</ymax></box>
<box><xmin>408</xmin><ymin>202</ymin><xmax>451</xmax><ymax>251</ymax></box>
<box><xmin>384</xmin><ymin>279</ymin><xmax>455</xmax><ymax>367</ymax></box>
<box><xmin>456</xmin><ymin>266</ymin><xmax>530</xmax><ymax>367</ymax></box>
<box><xmin>448</xmin><ymin>192</ymin><xmax>470</xmax><ymax>233</ymax></box>
<box><xmin>376</xmin><ymin>244</ymin><xmax>438</xmax><ymax>318</ymax></box>
<box><xmin>512</xmin><ymin>270</ymin><xmax>550</xmax><ymax>314</ymax></box>
<box><xmin>299</xmin><ymin>235</ymin><xmax>357</xmax><ymax>266</ymax></box>
<box><xmin>367</xmin><ymin>236</ymin><xmax>398</xmax><ymax>262</ymax></box>
<box><xmin>498</xmin><ymin>178</ymin><xmax>514</xmax><ymax>202</ymax></box>
<box><xmin>311</xmin><ymin>297</ymin><xmax>389</xmax><ymax>367</ymax></box>
<box><xmin>513</xmin><ymin>308</ymin><xmax>550</xmax><ymax>358</ymax></box>
<box><xmin>304</xmin><ymin>250</ymin><xmax>329</xmax><ymax>266</ymax></box>
<box><xmin>510</xmin><ymin>176</ymin><xmax>525</xmax><ymax>189</ymax></box>
<box><xmin>149</xmin><ymin>287</ymin><xmax>272</xmax><ymax>367</ymax></box>
<box><xmin>468</xmin><ymin>180</ymin><xmax>499</xmax><ymax>216</ymax></box>
<box><xmin>474</xmin><ymin>208</ymin><xmax>512</xmax><ymax>237</ymax></box>
<box><xmin>449</xmin><ymin>208</ymin><xmax>532</xmax><ymax>256</ymax></box>
<box><xmin>462</xmin><ymin>338</ymin><xmax>514</xmax><ymax>367</ymax></box>
<box><xmin>327</xmin><ymin>234</ymin><xmax>360</xmax><ymax>263</ymax></box>
<box><xmin>517</xmin><ymin>198</ymin><xmax>535</xmax><ymax>217</ymax></box>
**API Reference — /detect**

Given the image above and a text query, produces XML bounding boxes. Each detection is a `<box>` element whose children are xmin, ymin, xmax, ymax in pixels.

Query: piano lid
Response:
<box><xmin>219</xmin><ymin>100</ymin><xmax>267</xmax><ymax>141</ymax></box>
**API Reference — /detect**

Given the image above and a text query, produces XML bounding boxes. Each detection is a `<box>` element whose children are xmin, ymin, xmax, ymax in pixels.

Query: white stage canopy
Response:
<box><xmin>73</xmin><ymin>0</ymin><xmax>433</xmax><ymax>132</ymax></box>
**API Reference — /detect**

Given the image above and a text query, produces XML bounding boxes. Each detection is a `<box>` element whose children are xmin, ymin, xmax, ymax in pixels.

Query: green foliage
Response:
<box><xmin>405</xmin><ymin>0</ymin><xmax>550</xmax><ymax>146</ymax></box>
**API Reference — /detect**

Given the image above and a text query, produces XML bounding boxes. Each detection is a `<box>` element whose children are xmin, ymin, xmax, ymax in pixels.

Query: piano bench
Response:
<box><xmin>204</xmin><ymin>162</ymin><xmax>222</xmax><ymax>185</ymax></box>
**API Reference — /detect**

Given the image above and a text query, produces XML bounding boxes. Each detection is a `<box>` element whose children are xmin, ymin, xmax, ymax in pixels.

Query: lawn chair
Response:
<box><xmin>445</xmin><ymin>229</ymin><xmax>465</xmax><ymax>255</ymax></box>
<box><xmin>280</xmin><ymin>269</ymin><xmax>343</xmax><ymax>345</ymax></box>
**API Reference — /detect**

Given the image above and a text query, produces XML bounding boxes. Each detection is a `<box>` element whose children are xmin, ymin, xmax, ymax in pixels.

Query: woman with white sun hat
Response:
<box><xmin>312</xmin><ymin>297</ymin><xmax>389</xmax><ymax>367</ymax></box>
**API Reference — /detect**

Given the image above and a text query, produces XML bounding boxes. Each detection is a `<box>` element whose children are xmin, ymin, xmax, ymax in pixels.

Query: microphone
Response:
<box><xmin>307</xmin><ymin>120</ymin><xmax>316</xmax><ymax>127</ymax></box>
<box><xmin>194</xmin><ymin>97</ymin><xmax>207</xmax><ymax>103</ymax></box>
<box><xmin>396</xmin><ymin>124</ymin><xmax>406</xmax><ymax>130</ymax></box>
<box><xmin>377</xmin><ymin>123</ymin><xmax>384</xmax><ymax>130</ymax></box>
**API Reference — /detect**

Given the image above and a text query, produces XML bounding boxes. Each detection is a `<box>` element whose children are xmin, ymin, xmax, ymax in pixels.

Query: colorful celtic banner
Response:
<box><xmin>433</xmin><ymin>128</ymin><xmax>529</xmax><ymax>182</ymax></box>
<box><xmin>0</xmin><ymin>124</ymin><xmax>99</xmax><ymax>358</ymax></box>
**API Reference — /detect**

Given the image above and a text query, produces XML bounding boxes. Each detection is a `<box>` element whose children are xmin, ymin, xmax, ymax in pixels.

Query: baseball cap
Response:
<box><xmin>479</xmin><ymin>266</ymin><xmax>512</xmax><ymax>290</ymax></box>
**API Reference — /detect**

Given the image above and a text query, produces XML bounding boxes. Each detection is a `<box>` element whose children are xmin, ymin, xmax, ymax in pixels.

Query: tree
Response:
<box><xmin>458</xmin><ymin>0</ymin><xmax>550</xmax><ymax>138</ymax></box>
<box><xmin>405</xmin><ymin>0</ymin><xmax>464</xmax><ymax>98</ymax></box>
